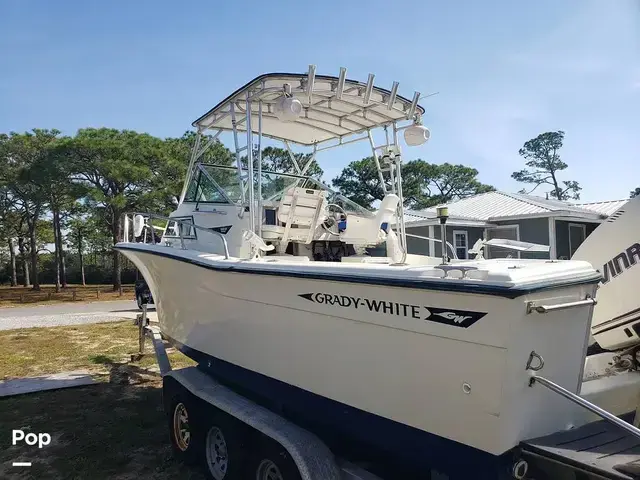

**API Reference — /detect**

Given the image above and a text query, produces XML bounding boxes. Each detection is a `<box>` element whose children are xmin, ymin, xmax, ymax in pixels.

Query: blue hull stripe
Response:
<box><xmin>115</xmin><ymin>244</ymin><xmax>601</xmax><ymax>299</ymax></box>
<box><xmin>167</xmin><ymin>334</ymin><xmax>512</xmax><ymax>479</ymax></box>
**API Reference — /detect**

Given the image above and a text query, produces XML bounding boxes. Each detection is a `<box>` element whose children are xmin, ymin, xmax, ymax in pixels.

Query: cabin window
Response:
<box><xmin>453</xmin><ymin>230</ymin><xmax>469</xmax><ymax>259</ymax></box>
<box><xmin>185</xmin><ymin>171</ymin><xmax>231</xmax><ymax>204</ymax></box>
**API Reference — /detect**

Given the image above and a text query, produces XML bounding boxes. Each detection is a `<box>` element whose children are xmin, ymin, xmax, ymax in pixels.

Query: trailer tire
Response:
<box><xmin>202</xmin><ymin>413</ymin><xmax>247</xmax><ymax>480</ymax></box>
<box><xmin>251</xmin><ymin>438</ymin><xmax>302</xmax><ymax>480</ymax></box>
<box><xmin>167</xmin><ymin>392</ymin><xmax>202</xmax><ymax>465</ymax></box>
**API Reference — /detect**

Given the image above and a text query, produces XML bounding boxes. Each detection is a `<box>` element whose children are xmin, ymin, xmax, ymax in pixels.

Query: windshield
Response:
<box><xmin>191</xmin><ymin>164</ymin><xmax>374</xmax><ymax>218</ymax></box>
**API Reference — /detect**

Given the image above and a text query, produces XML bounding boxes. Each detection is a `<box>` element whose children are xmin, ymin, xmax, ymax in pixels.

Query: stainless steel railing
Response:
<box><xmin>121</xmin><ymin>212</ymin><xmax>230</xmax><ymax>259</ymax></box>
<box><xmin>525</xmin><ymin>350</ymin><xmax>640</xmax><ymax>442</ymax></box>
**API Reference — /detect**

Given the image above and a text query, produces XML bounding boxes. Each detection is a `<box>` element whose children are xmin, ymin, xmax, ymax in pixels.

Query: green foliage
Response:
<box><xmin>631</xmin><ymin>187</ymin><xmax>640</xmax><ymax>199</ymax></box>
<box><xmin>511</xmin><ymin>131</ymin><xmax>581</xmax><ymax>201</ymax></box>
<box><xmin>331</xmin><ymin>157</ymin><xmax>383</xmax><ymax>209</ymax></box>
<box><xmin>0</xmin><ymin>129</ymin><xmax>63</xmax><ymax>289</ymax></box>
<box><xmin>403</xmin><ymin>161</ymin><xmax>494</xmax><ymax>208</ymax></box>
<box><xmin>332</xmin><ymin>157</ymin><xmax>494</xmax><ymax>209</ymax></box>
<box><xmin>259</xmin><ymin>146</ymin><xmax>323</xmax><ymax>178</ymax></box>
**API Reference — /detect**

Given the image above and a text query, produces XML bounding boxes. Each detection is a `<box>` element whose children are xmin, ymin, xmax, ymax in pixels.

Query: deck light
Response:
<box><xmin>404</xmin><ymin>123</ymin><xmax>431</xmax><ymax>146</ymax></box>
<box><xmin>274</xmin><ymin>83</ymin><xmax>303</xmax><ymax>122</ymax></box>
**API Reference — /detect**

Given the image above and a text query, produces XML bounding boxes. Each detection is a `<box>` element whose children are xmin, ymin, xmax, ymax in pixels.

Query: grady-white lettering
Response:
<box><xmin>298</xmin><ymin>293</ymin><xmax>486</xmax><ymax>328</ymax></box>
<box><xmin>310</xmin><ymin>293</ymin><xmax>421</xmax><ymax>319</ymax></box>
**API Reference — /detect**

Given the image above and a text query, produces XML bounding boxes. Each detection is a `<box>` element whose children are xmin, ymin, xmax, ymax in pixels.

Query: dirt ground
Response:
<box><xmin>0</xmin><ymin>321</ymin><xmax>203</xmax><ymax>479</ymax></box>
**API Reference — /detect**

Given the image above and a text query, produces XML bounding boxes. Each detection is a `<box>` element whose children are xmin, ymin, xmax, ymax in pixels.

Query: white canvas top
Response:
<box><xmin>192</xmin><ymin>71</ymin><xmax>426</xmax><ymax>146</ymax></box>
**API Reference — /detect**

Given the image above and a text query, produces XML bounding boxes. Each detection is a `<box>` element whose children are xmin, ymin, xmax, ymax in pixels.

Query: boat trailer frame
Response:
<box><xmin>136</xmin><ymin>305</ymin><xmax>383</xmax><ymax>480</ymax></box>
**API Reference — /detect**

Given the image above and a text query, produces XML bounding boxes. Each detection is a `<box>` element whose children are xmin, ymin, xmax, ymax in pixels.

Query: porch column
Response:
<box><xmin>548</xmin><ymin>217</ymin><xmax>557</xmax><ymax>259</ymax></box>
<box><xmin>428</xmin><ymin>225</ymin><xmax>435</xmax><ymax>256</ymax></box>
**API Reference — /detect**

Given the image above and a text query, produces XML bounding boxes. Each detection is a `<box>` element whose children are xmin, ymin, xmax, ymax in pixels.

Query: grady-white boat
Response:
<box><xmin>116</xmin><ymin>66</ymin><xmax>640</xmax><ymax>477</ymax></box>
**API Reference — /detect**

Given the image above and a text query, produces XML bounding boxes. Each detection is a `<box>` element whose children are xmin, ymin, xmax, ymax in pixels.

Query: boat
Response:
<box><xmin>115</xmin><ymin>66</ymin><xmax>640</xmax><ymax>477</ymax></box>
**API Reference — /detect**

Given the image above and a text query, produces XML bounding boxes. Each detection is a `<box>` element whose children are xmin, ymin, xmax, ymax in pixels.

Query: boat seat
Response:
<box><xmin>339</xmin><ymin>194</ymin><xmax>399</xmax><ymax>246</ymax></box>
<box><xmin>262</xmin><ymin>187</ymin><xmax>327</xmax><ymax>245</ymax></box>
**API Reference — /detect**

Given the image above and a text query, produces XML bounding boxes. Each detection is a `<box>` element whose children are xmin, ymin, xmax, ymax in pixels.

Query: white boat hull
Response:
<box><xmin>118</xmin><ymin>243</ymin><xmax>602</xmax><ymax>456</ymax></box>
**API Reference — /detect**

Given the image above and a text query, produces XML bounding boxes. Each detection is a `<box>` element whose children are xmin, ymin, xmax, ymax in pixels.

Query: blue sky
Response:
<box><xmin>1</xmin><ymin>0</ymin><xmax>638</xmax><ymax>202</ymax></box>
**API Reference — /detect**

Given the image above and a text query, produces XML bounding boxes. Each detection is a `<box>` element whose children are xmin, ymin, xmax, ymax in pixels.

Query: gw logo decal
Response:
<box><xmin>298</xmin><ymin>293</ymin><xmax>486</xmax><ymax>328</ymax></box>
<box><xmin>433</xmin><ymin>311</ymin><xmax>472</xmax><ymax>324</ymax></box>
<box><xmin>210</xmin><ymin>225</ymin><xmax>232</xmax><ymax>235</ymax></box>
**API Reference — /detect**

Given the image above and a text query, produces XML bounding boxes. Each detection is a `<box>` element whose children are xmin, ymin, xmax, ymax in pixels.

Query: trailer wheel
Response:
<box><xmin>168</xmin><ymin>393</ymin><xmax>201</xmax><ymax>465</ymax></box>
<box><xmin>203</xmin><ymin>414</ymin><xmax>247</xmax><ymax>480</ymax></box>
<box><xmin>251</xmin><ymin>438</ymin><xmax>301</xmax><ymax>480</ymax></box>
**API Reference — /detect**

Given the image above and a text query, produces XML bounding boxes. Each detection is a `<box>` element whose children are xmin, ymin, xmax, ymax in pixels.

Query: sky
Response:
<box><xmin>1</xmin><ymin>0</ymin><xmax>638</xmax><ymax>203</ymax></box>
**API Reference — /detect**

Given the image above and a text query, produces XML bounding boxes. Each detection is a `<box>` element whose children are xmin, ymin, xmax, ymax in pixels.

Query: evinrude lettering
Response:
<box><xmin>298</xmin><ymin>293</ymin><xmax>486</xmax><ymax>328</ymax></box>
<box><xmin>601</xmin><ymin>242</ymin><xmax>640</xmax><ymax>284</ymax></box>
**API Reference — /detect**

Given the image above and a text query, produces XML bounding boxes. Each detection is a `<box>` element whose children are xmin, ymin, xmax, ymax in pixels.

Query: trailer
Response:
<box><xmin>136</xmin><ymin>307</ymin><xmax>640</xmax><ymax>480</ymax></box>
<box><xmin>138</xmin><ymin>308</ymin><xmax>389</xmax><ymax>480</ymax></box>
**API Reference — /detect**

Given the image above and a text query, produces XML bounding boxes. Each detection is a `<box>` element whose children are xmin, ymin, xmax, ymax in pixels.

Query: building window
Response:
<box><xmin>485</xmin><ymin>225</ymin><xmax>520</xmax><ymax>259</ymax></box>
<box><xmin>568</xmin><ymin>223</ymin><xmax>586</xmax><ymax>258</ymax></box>
<box><xmin>453</xmin><ymin>230</ymin><xmax>469</xmax><ymax>259</ymax></box>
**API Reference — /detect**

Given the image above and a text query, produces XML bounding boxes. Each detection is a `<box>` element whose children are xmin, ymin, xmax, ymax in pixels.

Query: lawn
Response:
<box><xmin>0</xmin><ymin>284</ymin><xmax>135</xmax><ymax>308</ymax></box>
<box><xmin>0</xmin><ymin>321</ymin><xmax>201</xmax><ymax>479</ymax></box>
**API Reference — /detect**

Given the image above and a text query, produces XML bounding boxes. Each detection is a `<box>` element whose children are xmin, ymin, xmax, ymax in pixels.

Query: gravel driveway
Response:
<box><xmin>0</xmin><ymin>300</ymin><xmax>156</xmax><ymax>330</ymax></box>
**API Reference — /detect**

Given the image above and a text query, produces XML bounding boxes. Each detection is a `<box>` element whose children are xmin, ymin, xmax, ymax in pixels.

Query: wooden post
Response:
<box><xmin>119</xmin><ymin>286</ymin><xmax>123</xmax><ymax>297</ymax></box>
<box><xmin>96</xmin><ymin>289</ymin><xmax>100</xmax><ymax>299</ymax></box>
<box><xmin>20</xmin><ymin>293</ymin><xmax>24</xmax><ymax>303</ymax></box>
<box><xmin>72</xmin><ymin>291</ymin><xmax>77</xmax><ymax>302</ymax></box>
<box><xmin>48</xmin><ymin>292</ymin><xmax>52</xmax><ymax>301</ymax></box>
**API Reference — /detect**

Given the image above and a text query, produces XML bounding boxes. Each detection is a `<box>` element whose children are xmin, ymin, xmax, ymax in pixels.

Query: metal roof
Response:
<box><xmin>576</xmin><ymin>199</ymin><xmax>629</xmax><ymax>217</ymax></box>
<box><xmin>405</xmin><ymin>191</ymin><xmax>608</xmax><ymax>225</ymax></box>
<box><xmin>192</xmin><ymin>69</ymin><xmax>425</xmax><ymax>146</ymax></box>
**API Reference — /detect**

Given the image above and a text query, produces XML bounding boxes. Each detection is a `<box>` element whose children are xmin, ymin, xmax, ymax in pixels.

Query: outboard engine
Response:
<box><xmin>573</xmin><ymin>195</ymin><xmax>640</xmax><ymax>353</ymax></box>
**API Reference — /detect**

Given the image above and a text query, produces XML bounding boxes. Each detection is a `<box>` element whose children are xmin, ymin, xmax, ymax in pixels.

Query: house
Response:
<box><xmin>403</xmin><ymin>191</ymin><xmax>628</xmax><ymax>260</ymax></box>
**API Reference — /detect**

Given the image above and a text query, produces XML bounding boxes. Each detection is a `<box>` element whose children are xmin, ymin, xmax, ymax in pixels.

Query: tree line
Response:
<box><xmin>0</xmin><ymin>127</ymin><xmax>591</xmax><ymax>290</ymax></box>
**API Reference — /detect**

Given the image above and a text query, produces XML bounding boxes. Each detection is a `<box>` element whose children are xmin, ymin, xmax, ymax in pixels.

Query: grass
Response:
<box><xmin>0</xmin><ymin>320</ymin><xmax>201</xmax><ymax>479</ymax></box>
<box><xmin>0</xmin><ymin>384</ymin><xmax>206</xmax><ymax>480</ymax></box>
<box><xmin>0</xmin><ymin>321</ymin><xmax>194</xmax><ymax>379</ymax></box>
<box><xmin>0</xmin><ymin>284</ymin><xmax>135</xmax><ymax>308</ymax></box>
